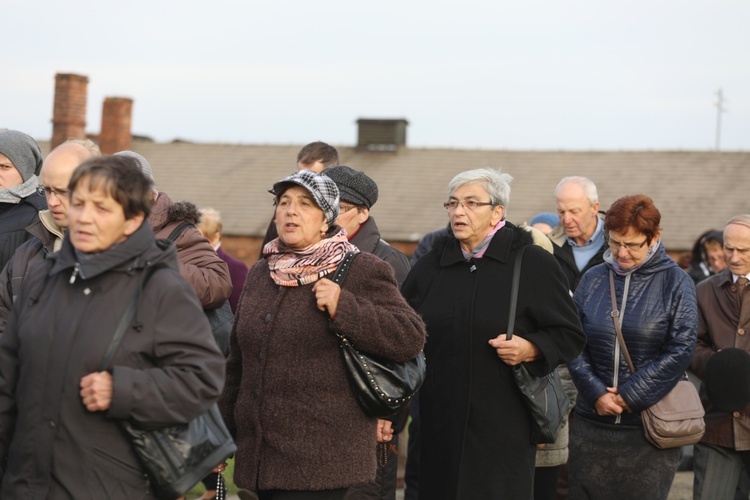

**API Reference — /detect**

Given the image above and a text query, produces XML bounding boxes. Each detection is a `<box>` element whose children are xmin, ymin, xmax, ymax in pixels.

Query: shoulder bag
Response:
<box><xmin>507</xmin><ymin>245</ymin><xmax>570</xmax><ymax>444</ymax></box>
<box><xmin>609</xmin><ymin>270</ymin><xmax>705</xmax><ymax>449</ymax></box>
<box><xmin>329</xmin><ymin>251</ymin><xmax>426</xmax><ymax>418</ymax></box>
<box><xmin>99</xmin><ymin>266</ymin><xmax>237</xmax><ymax>498</ymax></box>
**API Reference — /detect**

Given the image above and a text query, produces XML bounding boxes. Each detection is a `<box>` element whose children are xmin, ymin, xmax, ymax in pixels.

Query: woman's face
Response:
<box><xmin>274</xmin><ymin>185</ymin><xmax>328</xmax><ymax>249</ymax></box>
<box><xmin>607</xmin><ymin>227</ymin><xmax>658</xmax><ymax>270</ymax></box>
<box><xmin>448</xmin><ymin>183</ymin><xmax>504</xmax><ymax>252</ymax></box>
<box><xmin>0</xmin><ymin>154</ymin><xmax>24</xmax><ymax>188</ymax></box>
<box><xmin>68</xmin><ymin>179</ymin><xmax>143</xmax><ymax>254</ymax></box>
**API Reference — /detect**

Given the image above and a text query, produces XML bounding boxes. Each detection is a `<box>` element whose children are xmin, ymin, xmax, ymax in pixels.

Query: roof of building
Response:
<box><xmin>38</xmin><ymin>140</ymin><xmax>750</xmax><ymax>249</ymax></box>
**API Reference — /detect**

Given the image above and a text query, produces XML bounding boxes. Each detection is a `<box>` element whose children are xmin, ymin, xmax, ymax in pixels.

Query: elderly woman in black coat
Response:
<box><xmin>0</xmin><ymin>156</ymin><xmax>225</xmax><ymax>497</ymax></box>
<box><xmin>402</xmin><ymin>168</ymin><xmax>585</xmax><ymax>500</ymax></box>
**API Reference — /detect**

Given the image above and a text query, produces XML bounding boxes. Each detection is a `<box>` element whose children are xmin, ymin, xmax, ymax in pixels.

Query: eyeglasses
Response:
<box><xmin>339</xmin><ymin>204</ymin><xmax>358</xmax><ymax>213</ymax></box>
<box><xmin>443</xmin><ymin>200</ymin><xmax>494</xmax><ymax>211</ymax></box>
<box><xmin>43</xmin><ymin>186</ymin><xmax>69</xmax><ymax>200</ymax></box>
<box><xmin>607</xmin><ymin>236</ymin><xmax>648</xmax><ymax>253</ymax></box>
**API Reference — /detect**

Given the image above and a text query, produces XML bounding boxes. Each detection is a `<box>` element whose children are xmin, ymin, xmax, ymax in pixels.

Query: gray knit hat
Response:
<box><xmin>323</xmin><ymin>166</ymin><xmax>378</xmax><ymax>209</ymax></box>
<box><xmin>113</xmin><ymin>151</ymin><xmax>155</xmax><ymax>184</ymax></box>
<box><xmin>272</xmin><ymin>170</ymin><xmax>340</xmax><ymax>226</ymax></box>
<box><xmin>0</xmin><ymin>130</ymin><xmax>43</xmax><ymax>181</ymax></box>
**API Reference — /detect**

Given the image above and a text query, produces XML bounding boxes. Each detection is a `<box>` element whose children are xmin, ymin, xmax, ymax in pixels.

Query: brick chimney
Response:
<box><xmin>51</xmin><ymin>73</ymin><xmax>89</xmax><ymax>149</ymax></box>
<box><xmin>356</xmin><ymin>118</ymin><xmax>408</xmax><ymax>151</ymax></box>
<box><xmin>99</xmin><ymin>97</ymin><xmax>133</xmax><ymax>154</ymax></box>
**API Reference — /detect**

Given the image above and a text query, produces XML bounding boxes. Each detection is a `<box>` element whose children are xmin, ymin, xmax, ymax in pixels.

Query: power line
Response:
<box><xmin>715</xmin><ymin>88</ymin><xmax>728</xmax><ymax>151</ymax></box>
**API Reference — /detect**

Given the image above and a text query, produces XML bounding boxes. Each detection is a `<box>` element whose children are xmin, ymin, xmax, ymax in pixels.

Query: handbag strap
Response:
<box><xmin>98</xmin><ymin>265</ymin><xmax>159</xmax><ymax>372</ymax></box>
<box><xmin>609</xmin><ymin>270</ymin><xmax>636</xmax><ymax>373</ymax></box>
<box><xmin>330</xmin><ymin>251</ymin><xmax>360</xmax><ymax>286</ymax></box>
<box><xmin>505</xmin><ymin>245</ymin><xmax>527</xmax><ymax>341</ymax></box>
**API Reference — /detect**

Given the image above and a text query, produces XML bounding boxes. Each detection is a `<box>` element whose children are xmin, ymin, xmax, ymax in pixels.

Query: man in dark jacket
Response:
<box><xmin>691</xmin><ymin>214</ymin><xmax>750</xmax><ymax>499</ymax></box>
<box><xmin>547</xmin><ymin>176</ymin><xmax>606</xmax><ymax>293</ymax></box>
<box><xmin>323</xmin><ymin>165</ymin><xmax>410</xmax><ymax>500</ymax></box>
<box><xmin>0</xmin><ymin>139</ymin><xmax>100</xmax><ymax>333</ymax></box>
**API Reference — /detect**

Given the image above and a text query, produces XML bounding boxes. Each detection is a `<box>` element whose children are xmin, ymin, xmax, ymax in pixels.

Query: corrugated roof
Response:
<box><xmin>38</xmin><ymin>141</ymin><xmax>750</xmax><ymax>249</ymax></box>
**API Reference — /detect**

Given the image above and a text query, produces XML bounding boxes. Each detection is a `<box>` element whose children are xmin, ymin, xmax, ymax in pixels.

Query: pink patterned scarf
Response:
<box><xmin>263</xmin><ymin>228</ymin><xmax>358</xmax><ymax>286</ymax></box>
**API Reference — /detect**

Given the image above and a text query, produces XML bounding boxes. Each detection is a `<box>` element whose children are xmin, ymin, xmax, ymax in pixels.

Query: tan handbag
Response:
<box><xmin>609</xmin><ymin>271</ymin><xmax>705</xmax><ymax>449</ymax></box>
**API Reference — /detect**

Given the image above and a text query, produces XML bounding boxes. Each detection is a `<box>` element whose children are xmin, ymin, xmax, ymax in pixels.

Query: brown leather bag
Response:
<box><xmin>609</xmin><ymin>271</ymin><xmax>705</xmax><ymax>449</ymax></box>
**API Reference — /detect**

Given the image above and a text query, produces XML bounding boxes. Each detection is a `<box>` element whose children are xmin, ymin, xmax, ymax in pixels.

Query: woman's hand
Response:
<box><xmin>595</xmin><ymin>387</ymin><xmax>629</xmax><ymax>416</ymax></box>
<box><xmin>488</xmin><ymin>334</ymin><xmax>540</xmax><ymax>366</ymax></box>
<box><xmin>80</xmin><ymin>371</ymin><xmax>113</xmax><ymax>412</ymax></box>
<box><xmin>312</xmin><ymin>278</ymin><xmax>341</xmax><ymax>319</ymax></box>
<box><xmin>376</xmin><ymin>419</ymin><xmax>394</xmax><ymax>443</ymax></box>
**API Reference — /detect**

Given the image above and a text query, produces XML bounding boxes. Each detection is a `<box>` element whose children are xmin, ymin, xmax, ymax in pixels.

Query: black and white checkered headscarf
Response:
<box><xmin>272</xmin><ymin>170</ymin><xmax>340</xmax><ymax>226</ymax></box>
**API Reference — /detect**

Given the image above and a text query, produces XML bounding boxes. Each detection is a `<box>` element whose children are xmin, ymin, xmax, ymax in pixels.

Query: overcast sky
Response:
<box><xmin>4</xmin><ymin>0</ymin><xmax>748</xmax><ymax>150</ymax></box>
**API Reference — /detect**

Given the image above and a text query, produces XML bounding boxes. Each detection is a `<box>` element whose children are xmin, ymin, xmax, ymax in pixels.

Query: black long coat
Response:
<box><xmin>401</xmin><ymin>223</ymin><xmax>585</xmax><ymax>500</ymax></box>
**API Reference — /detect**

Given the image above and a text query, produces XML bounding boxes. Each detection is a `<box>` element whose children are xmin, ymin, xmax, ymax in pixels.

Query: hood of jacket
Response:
<box><xmin>49</xmin><ymin>220</ymin><xmax>179</xmax><ymax>282</ymax></box>
<box><xmin>147</xmin><ymin>191</ymin><xmax>201</xmax><ymax>234</ymax></box>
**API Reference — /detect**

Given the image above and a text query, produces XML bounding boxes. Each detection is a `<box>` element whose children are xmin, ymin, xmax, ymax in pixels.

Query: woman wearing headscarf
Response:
<box><xmin>0</xmin><ymin>155</ymin><xmax>225</xmax><ymax>497</ymax></box>
<box><xmin>568</xmin><ymin>194</ymin><xmax>698</xmax><ymax>499</ymax></box>
<box><xmin>220</xmin><ymin>170</ymin><xmax>426</xmax><ymax>500</ymax></box>
<box><xmin>401</xmin><ymin>167</ymin><xmax>585</xmax><ymax>500</ymax></box>
<box><xmin>0</xmin><ymin>130</ymin><xmax>47</xmax><ymax>270</ymax></box>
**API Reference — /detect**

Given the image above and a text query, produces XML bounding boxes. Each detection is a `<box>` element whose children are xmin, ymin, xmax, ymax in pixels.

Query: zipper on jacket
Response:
<box><xmin>69</xmin><ymin>263</ymin><xmax>80</xmax><ymax>284</ymax></box>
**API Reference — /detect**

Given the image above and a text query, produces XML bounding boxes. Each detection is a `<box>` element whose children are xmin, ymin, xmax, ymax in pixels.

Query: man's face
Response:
<box><xmin>556</xmin><ymin>182</ymin><xmax>599</xmax><ymax>244</ymax></box>
<box><xmin>724</xmin><ymin>223</ymin><xmax>750</xmax><ymax>276</ymax></box>
<box><xmin>40</xmin><ymin>145</ymin><xmax>90</xmax><ymax>229</ymax></box>
<box><xmin>297</xmin><ymin>160</ymin><xmax>326</xmax><ymax>174</ymax></box>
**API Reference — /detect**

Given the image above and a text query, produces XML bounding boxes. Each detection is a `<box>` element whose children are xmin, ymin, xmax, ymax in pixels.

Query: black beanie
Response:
<box><xmin>704</xmin><ymin>348</ymin><xmax>750</xmax><ymax>412</ymax></box>
<box><xmin>323</xmin><ymin>166</ymin><xmax>378</xmax><ymax>209</ymax></box>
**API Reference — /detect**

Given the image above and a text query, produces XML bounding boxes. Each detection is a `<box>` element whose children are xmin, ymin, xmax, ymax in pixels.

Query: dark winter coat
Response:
<box><xmin>148</xmin><ymin>192</ymin><xmax>232</xmax><ymax>308</ymax></box>
<box><xmin>691</xmin><ymin>268</ymin><xmax>750</xmax><ymax>450</ymax></box>
<box><xmin>401</xmin><ymin>223</ymin><xmax>585</xmax><ymax>500</ymax></box>
<box><xmin>350</xmin><ymin>216</ymin><xmax>410</xmax><ymax>286</ymax></box>
<box><xmin>0</xmin><ymin>222</ymin><xmax>225</xmax><ymax>498</ymax></box>
<box><xmin>217</xmin><ymin>246</ymin><xmax>248</xmax><ymax>314</ymax></box>
<box><xmin>0</xmin><ymin>191</ymin><xmax>46</xmax><ymax>272</ymax></box>
<box><xmin>569</xmin><ymin>243</ymin><xmax>698</xmax><ymax>426</ymax></box>
<box><xmin>548</xmin><ymin>214</ymin><xmax>607</xmax><ymax>293</ymax></box>
<box><xmin>220</xmin><ymin>251</ymin><xmax>426</xmax><ymax>492</ymax></box>
<box><xmin>0</xmin><ymin>214</ymin><xmax>61</xmax><ymax>334</ymax></box>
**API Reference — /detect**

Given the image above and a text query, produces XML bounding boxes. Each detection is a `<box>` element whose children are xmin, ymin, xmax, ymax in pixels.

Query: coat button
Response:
<box><xmin>264</xmin><ymin>313</ymin><xmax>272</xmax><ymax>324</ymax></box>
<box><xmin>739</xmin><ymin>328</ymin><xmax>746</xmax><ymax>336</ymax></box>
<box><xmin>49</xmin><ymin>420</ymin><xmax>56</xmax><ymax>428</ymax></box>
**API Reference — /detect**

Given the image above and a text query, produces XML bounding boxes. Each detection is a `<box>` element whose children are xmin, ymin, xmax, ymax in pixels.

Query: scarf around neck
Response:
<box><xmin>0</xmin><ymin>176</ymin><xmax>39</xmax><ymax>204</ymax></box>
<box><xmin>263</xmin><ymin>227</ymin><xmax>358</xmax><ymax>286</ymax></box>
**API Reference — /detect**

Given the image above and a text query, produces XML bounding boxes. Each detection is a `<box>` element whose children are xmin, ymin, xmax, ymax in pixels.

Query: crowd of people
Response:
<box><xmin>0</xmin><ymin>128</ymin><xmax>748</xmax><ymax>500</ymax></box>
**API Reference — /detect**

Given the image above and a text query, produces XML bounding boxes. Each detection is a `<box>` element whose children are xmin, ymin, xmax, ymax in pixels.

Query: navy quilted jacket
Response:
<box><xmin>568</xmin><ymin>242</ymin><xmax>698</xmax><ymax>426</ymax></box>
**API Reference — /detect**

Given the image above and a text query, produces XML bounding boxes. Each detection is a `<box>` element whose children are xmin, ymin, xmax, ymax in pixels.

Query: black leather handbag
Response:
<box><xmin>507</xmin><ymin>246</ymin><xmax>569</xmax><ymax>444</ymax></box>
<box><xmin>330</xmin><ymin>251</ymin><xmax>426</xmax><ymax>418</ymax></box>
<box><xmin>99</xmin><ymin>266</ymin><xmax>236</xmax><ymax>498</ymax></box>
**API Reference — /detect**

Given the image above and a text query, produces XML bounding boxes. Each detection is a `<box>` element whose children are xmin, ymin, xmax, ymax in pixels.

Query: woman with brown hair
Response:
<box><xmin>568</xmin><ymin>194</ymin><xmax>698</xmax><ymax>499</ymax></box>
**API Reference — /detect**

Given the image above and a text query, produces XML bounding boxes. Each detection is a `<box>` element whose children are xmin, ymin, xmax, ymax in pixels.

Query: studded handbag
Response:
<box><xmin>329</xmin><ymin>251</ymin><xmax>426</xmax><ymax>418</ymax></box>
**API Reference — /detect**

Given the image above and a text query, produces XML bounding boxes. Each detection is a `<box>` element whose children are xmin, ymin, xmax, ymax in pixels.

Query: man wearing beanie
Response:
<box><xmin>323</xmin><ymin>165</ymin><xmax>410</xmax><ymax>500</ymax></box>
<box><xmin>0</xmin><ymin>130</ymin><xmax>48</xmax><ymax>271</ymax></box>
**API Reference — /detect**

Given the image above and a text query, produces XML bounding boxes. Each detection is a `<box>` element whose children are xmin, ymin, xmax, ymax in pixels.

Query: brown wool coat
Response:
<box><xmin>220</xmin><ymin>252</ymin><xmax>426</xmax><ymax>492</ymax></box>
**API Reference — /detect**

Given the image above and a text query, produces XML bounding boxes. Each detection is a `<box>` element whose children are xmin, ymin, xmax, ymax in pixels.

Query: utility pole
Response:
<box><xmin>715</xmin><ymin>88</ymin><xmax>727</xmax><ymax>151</ymax></box>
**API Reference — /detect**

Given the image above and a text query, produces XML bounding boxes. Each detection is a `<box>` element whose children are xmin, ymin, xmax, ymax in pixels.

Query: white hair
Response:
<box><xmin>448</xmin><ymin>168</ymin><xmax>513</xmax><ymax>208</ymax></box>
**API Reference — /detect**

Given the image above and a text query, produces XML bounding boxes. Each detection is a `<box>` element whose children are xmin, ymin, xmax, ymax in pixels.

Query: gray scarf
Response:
<box><xmin>0</xmin><ymin>176</ymin><xmax>40</xmax><ymax>204</ymax></box>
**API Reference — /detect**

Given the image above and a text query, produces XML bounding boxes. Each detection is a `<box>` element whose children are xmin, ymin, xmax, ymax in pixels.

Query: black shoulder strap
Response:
<box><xmin>167</xmin><ymin>221</ymin><xmax>196</xmax><ymax>243</ymax></box>
<box><xmin>330</xmin><ymin>251</ymin><xmax>359</xmax><ymax>286</ymax></box>
<box><xmin>505</xmin><ymin>245</ymin><xmax>527</xmax><ymax>341</ymax></box>
<box><xmin>98</xmin><ymin>265</ymin><xmax>161</xmax><ymax>372</ymax></box>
